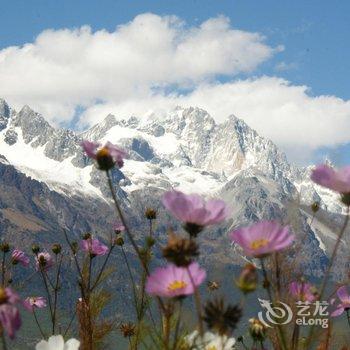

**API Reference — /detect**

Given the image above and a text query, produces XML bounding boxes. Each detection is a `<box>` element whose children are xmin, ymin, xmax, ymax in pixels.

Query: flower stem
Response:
<box><xmin>52</xmin><ymin>254</ymin><xmax>63</xmax><ymax>334</ymax></box>
<box><xmin>39</xmin><ymin>267</ymin><xmax>54</xmax><ymax>334</ymax></box>
<box><xmin>33</xmin><ymin>308</ymin><xmax>46</xmax><ymax>338</ymax></box>
<box><xmin>260</xmin><ymin>258</ymin><xmax>288</xmax><ymax>350</ymax></box>
<box><xmin>1</xmin><ymin>252</ymin><xmax>5</xmax><ymax>287</ymax></box>
<box><xmin>1</xmin><ymin>332</ymin><xmax>7</xmax><ymax>350</ymax></box>
<box><xmin>186</xmin><ymin>266</ymin><xmax>204</xmax><ymax>337</ymax></box>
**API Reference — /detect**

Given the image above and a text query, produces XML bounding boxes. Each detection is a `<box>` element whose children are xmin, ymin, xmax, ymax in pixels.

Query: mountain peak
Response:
<box><xmin>0</xmin><ymin>99</ymin><xmax>11</xmax><ymax>131</ymax></box>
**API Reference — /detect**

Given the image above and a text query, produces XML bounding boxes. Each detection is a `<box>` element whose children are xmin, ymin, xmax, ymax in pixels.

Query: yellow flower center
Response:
<box><xmin>207</xmin><ymin>347</ymin><xmax>217</xmax><ymax>350</ymax></box>
<box><xmin>167</xmin><ymin>280</ymin><xmax>187</xmax><ymax>291</ymax></box>
<box><xmin>96</xmin><ymin>147</ymin><xmax>110</xmax><ymax>158</ymax></box>
<box><xmin>250</xmin><ymin>238</ymin><xmax>269</xmax><ymax>250</ymax></box>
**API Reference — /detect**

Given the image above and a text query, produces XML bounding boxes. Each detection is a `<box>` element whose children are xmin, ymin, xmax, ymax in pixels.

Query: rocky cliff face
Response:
<box><xmin>0</xmin><ymin>99</ymin><xmax>346</xmax><ymax>277</ymax></box>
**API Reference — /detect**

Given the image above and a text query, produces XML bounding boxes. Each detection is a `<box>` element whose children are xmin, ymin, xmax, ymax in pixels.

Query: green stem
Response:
<box><xmin>52</xmin><ymin>254</ymin><xmax>63</xmax><ymax>334</ymax></box>
<box><xmin>1</xmin><ymin>333</ymin><xmax>7</xmax><ymax>350</ymax></box>
<box><xmin>33</xmin><ymin>308</ymin><xmax>46</xmax><ymax>338</ymax></box>
<box><xmin>260</xmin><ymin>258</ymin><xmax>288</xmax><ymax>350</ymax></box>
<box><xmin>186</xmin><ymin>266</ymin><xmax>204</xmax><ymax>337</ymax></box>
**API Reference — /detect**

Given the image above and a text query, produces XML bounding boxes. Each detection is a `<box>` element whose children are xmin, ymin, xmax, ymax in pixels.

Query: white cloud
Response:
<box><xmin>79</xmin><ymin>77</ymin><xmax>350</xmax><ymax>164</ymax></box>
<box><xmin>0</xmin><ymin>13</ymin><xmax>276</xmax><ymax>124</ymax></box>
<box><xmin>1</xmin><ymin>13</ymin><xmax>349</xmax><ymax>164</ymax></box>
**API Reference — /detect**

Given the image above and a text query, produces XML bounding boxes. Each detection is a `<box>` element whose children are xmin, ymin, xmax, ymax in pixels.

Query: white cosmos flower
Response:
<box><xmin>185</xmin><ymin>330</ymin><xmax>236</xmax><ymax>349</ymax></box>
<box><xmin>35</xmin><ymin>335</ymin><xmax>80</xmax><ymax>350</ymax></box>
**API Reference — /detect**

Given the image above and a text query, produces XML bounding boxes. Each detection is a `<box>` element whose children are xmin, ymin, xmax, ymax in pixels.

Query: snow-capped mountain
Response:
<box><xmin>0</xmin><ymin>98</ymin><xmax>347</xmax><ymax>277</ymax></box>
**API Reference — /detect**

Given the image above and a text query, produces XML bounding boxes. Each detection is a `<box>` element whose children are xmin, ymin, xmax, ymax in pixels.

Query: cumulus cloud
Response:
<box><xmin>0</xmin><ymin>13</ymin><xmax>349</xmax><ymax>164</ymax></box>
<box><xmin>79</xmin><ymin>77</ymin><xmax>350</xmax><ymax>164</ymax></box>
<box><xmin>0</xmin><ymin>13</ymin><xmax>277</xmax><ymax>123</ymax></box>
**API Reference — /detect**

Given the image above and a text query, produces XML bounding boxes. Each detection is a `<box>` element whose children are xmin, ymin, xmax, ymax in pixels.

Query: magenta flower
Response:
<box><xmin>289</xmin><ymin>281</ymin><xmax>316</xmax><ymax>302</ymax></box>
<box><xmin>229</xmin><ymin>221</ymin><xmax>294</xmax><ymax>258</ymax></box>
<box><xmin>0</xmin><ymin>287</ymin><xmax>21</xmax><ymax>339</ymax></box>
<box><xmin>81</xmin><ymin>140</ymin><xmax>128</xmax><ymax>170</ymax></box>
<box><xmin>35</xmin><ymin>252</ymin><xmax>54</xmax><ymax>272</ymax></box>
<box><xmin>11</xmin><ymin>249</ymin><xmax>29</xmax><ymax>267</ymax></box>
<box><xmin>113</xmin><ymin>221</ymin><xmax>125</xmax><ymax>233</ymax></box>
<box><xmin>311</xmin><ymin>164</ymin><xmax>350</xmax><ymax>194</ymax></box>
<box><xmin>331</xmin><ymin>286</ymin><xmax>350</xmax><ymax>317</ymax></box>
<box><xmin>162</xmin><ymin>190</ymin><xmax>228</xmax><ymax>236</ymax></box>
<box><xmin>80</xmin><ymin>238</ymin><xmax>109</xmax><ymax>257</ymax></box>
<box><xmin>145</xmin><ymin>262</ymin><xmax>206</xmax><ymax>298</ymax></box>
<box><xmin>23</xmin><ymin>297</ymin><xmax>47</xmax><ymax>312</ymax></box>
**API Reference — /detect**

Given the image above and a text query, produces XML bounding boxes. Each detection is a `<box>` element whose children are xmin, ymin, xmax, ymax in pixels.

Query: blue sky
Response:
<box><xmin>0</xmin><ymin>0</ymin><xmax>349</xmax><ymax>165</ymax></box>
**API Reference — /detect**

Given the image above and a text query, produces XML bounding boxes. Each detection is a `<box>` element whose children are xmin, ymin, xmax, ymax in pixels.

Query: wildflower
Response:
<box><xmin>35</xmin><ymin>252</ymin><xmax>54</xmax><ymax>272</ymax></box>
<box><xmin>51</xmin><ymin>244</ymin><xmax>62</xmax><ymax>255</ymax></box>
<box><xmin>229</xmin><ymin>221</ymin><xmax>294</xmax><ymax>258</ymax></box>
<box><xmin>162</xmin><ymin>190</ymin><xmax>228</xmax><ymax>237</ymax></box>
<box><xmin>203</xmin><ymin>297</ymin><xmax>242</xmax><ymax>335</ymax></box>
<box><xmin>113</xmin><ymin>221</ymin><xmax>125</xmax><ymax>234</ymax></box>
<box><xmin>289</xmin><ymin>281</ymin><xmax>317</xmax><ymax>302</ymax></box>
<box><xmin>330</xmin><ymin>286</ymin><xmax>350</xmax><ymax>317</ymax></box>
<box><xmin>145</xmin><ymin>262</ymin><xmax>206</xmax><ymax>298</ymax></box>
<box><xmin>207</xmin><ymin>281</ymin><xmax>220</xmax><ymax>292</ymax></box>
<box><xmin>0</xmin><ymin>287</ymin><xmax>21</xmax><ymax>339</ymax></box>
<box><xmin>249</xmin><ymin>318</ymin><xmax>267</xmax><ymax>341</ymax></box>
<box><xmin>120</xmin><ymin>322</ymin><xmax>135</xmax><ymax>338</ymax></box>
<box><xmin>236</xmin><ymin>263</ymin><xmax>258</xmax><ymax>294</ymax></box>
<box><xmin>311</xmin><ymin>164</ymin><xmax>350</xmax><ymax>193</ymax></box>
<box><xmin>81</xmin><ymin>140</ymin><xmax>127</xmax><ymax>170</ymax></box>
<box><xmin>80</xmin><ymin>238</ymin><xmax>108</xmax><ymax>258</ymax></box>
<box><xmin>11</xmin><ymin>249</ymin><xmax>30</xmax><ymax>267</ymax></box>
<box><xmin>162</xmin><ymin>231</ymin><xmax>199</xmax><ymax>267</ymax></box>
<box><xmin>23</xmin><ymin>297</ymin><xmax>47</xmax><ymax>312</ymax></box>
<box><xmin>185</xmin><ymin>330</ymin><xmax>236</xmax><ymax>350</ymax></box>
<box><xmin>145</xmin><ymin>208</ymin><xmax>157</xmax><ymax>220</ymax></box>
<box><xmin>35</xmin><ymin>335</ymin><xmax>80</xmax><ymax>350</ymax></box>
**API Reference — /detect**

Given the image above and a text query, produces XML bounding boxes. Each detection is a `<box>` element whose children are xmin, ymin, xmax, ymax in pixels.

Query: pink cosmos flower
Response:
<box><xmin>311</xmin><ymin>164</ymin><xmax>350</xmax><ymax>194</ymax></box>
<box><xmin>12</xmin><ymin>249</ymin><xmax>30</xmax><ymax>267</ymax></box>
<box><xmin>162</xmin><ymin>190</ymin><xmax>228</xmax><ymax>236</ymax></box>
<box><xmin>80</xmin><ymin>238</ymin><xmax>109</xmax><ymax>257</ymax></box>
<box><xmin>331</xmin><ymin>286</ymin><xmax>350</xmax><ymax>317</ymax></box>
<box><xmin>289</xmin><ymin>281</ymin><xmax>316</xmax><ymax>302</ymax></box>
<box><xmin>229</xmin><ymin>221</ymin><xmax>294</xmax><ymax>258</ymax></box>
<box><xmin>113</xmin><ymin>221</ymin><xmax>125</xmax><ymax>233</ymax></box>
<box><xmin>35</xmin><ymin>252</ymin><xmax>54</xmax><ymax>272</ymax></box>
<box><xmin>81</xmin><ymin>140</ymin><xmax>128</xmax><ymax>169</ymax></box>
<box><xmin>145</xmin><ymin>262</ymin><xmax>206</xmax><ymax>298</ymax></box>
<box><xmin>23</xmin><ymin>297</ymin><xmax>47</xmax><ymax>312</ymax></box>
<box><xmin>0</xmin><ymin>287</ymin><xmax>21</xmax><ymax>339</ymax></box>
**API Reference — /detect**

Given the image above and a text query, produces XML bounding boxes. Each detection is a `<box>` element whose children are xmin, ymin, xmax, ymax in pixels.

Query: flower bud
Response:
<box><xmin>146</xmin><ymin>236</ymin><xmax>156</xmax><ymax>248</ymax></box>
<box><xmin>249</xmin><ymin>318</ymin><xmax>267</xmax><ymax>341</ymax></box>
<box><xmin>145</xmin><ymin>208</ymin><xmax>157</xmax><ymax>220</ymax></box>
<box><xmin>116</xmin><ymin>237</ymin><xmax>124</xmax><ymax>246</ymax></box>
<box><xmin>51</xmin><ymin>243</ymin><xmax>62</xmax><ymax>255</ymax></box>
<box><xmin>83</xmin><ymin>233</ymin><xmax>92</xmax><ymax>240</ymax></box>
<box><xmin>31</xmin><ymin>244</ymin><xmax>40</xmax><ymax>254</ymax></box>
<box><xmin>236</xmin><ymin>263</ymin><xmax>258</xmax><ymax>294</ymax></box>
<box><xmin>341</xmin><ymin>193</ymin><xmax>350</xmax><ymax>206</ymax></box>
<box><xmin>0</xmin><ymin>243</ymin><xmax>10</xmax><ymax>253</ymax></box>
<box><xmin>311</xmin><ymin>202</ymin><xmax>320</xmax><ymax>213</ymax></box>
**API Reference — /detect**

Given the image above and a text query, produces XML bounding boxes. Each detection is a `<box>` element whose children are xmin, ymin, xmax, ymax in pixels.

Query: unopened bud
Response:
<box><xmin>83</xmin><ymin>233</ymin><xmax>92</xmax><ymax>240</ymax></box>
<box><xmin>32</xmin><ymin>244</ymin><xmax>40</xmax><ymax>254</ymax></box>
<box><xmin>145</xmin><ymin>208</ymin><xmax>157</xmax><ymax>220</ymax></box>
<box><xmin>52</xmin><ymin>243</ymin><xmax>62</xmax><ymax>255</ymax></box>
<box><xmin>116</xmin><ymin>237</ymin><xmax>124</xmax><ymax>246</ymax></box>
<box><xmin>341</xmin><ymin>193</ymin><xmax>350</xmax><ymax>206</ymax></box>
<box><xmin>146</xmin><ymin>236</ymin><xmax>156</xmax><ymax>248</ymax></box>
<box><xmin>249</xmin><ymin>318</ymin><xmax>267</xmax><ymax>341</ymax></box>
<box><xmin>311</xmin><ymin>202</ymin><xmax>320</xmax><ymax>213</ymax></box>
<box><xmin>0</xmin><ymin>243</ymin><xmax>10</xmax><ymax>253</ymax></box>
<box><xmin>236</xmin><ymin>263</ymin><xmax>258</xmax><ymax>294</ymax></box>
<box><xmin>71</xmin><ymin>241</ymin><xmax>78</xmax><ymax>254</ymax></box>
